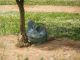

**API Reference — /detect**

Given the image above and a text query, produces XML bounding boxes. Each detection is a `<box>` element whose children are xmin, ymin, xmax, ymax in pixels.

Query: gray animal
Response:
<box><xmin>27</xmin><ymin>20</ymin><xmax>47</xmax><ymax>44</ymax></box>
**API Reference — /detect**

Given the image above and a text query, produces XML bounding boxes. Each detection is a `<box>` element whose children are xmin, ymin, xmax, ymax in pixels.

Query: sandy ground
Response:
<box><xmin>0</xmin><ymin>35</ymin><xmax>80</xmax><ymax>60</ymax></box>
<box><xmin>0</xmin><ymin>5</ymin><xmax>80</xmax><ymax>13</ymax></box>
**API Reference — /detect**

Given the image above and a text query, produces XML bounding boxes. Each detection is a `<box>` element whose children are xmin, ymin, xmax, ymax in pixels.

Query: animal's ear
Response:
<box><xmin>28</xmin><ymin>20</ymin><xmax>34</xmax><ymax>24</ymax></box>
<box><xmin>36</xmin><ymin>26</ymin><xmax>41</xmax><ymax>31</ymax></box>
<box><xmin>27</xmin><ymin>20</ymin><xmax>36</xmax><ymax>28</ymax></box>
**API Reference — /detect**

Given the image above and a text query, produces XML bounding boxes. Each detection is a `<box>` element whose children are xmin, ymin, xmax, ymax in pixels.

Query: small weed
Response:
<box><xmin>40</xmin><ymin>57</ymin><xmax>44</xmax><ymax>60</ymax></box>
<box><xmin>24</xmin><ymin>57</ymin><xmax>29</xmax><ymax>60</ymax></box>
<box><xmin>0</xmin><ymin>43</ymin><xmax>6</xmax><ymax>60</ymax></box>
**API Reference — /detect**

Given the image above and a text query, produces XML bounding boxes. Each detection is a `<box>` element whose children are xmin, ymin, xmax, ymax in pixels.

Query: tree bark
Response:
<box><xmin>16</xmin><ymin>0</ymin><xmax>28</xmax><ymax>43</ymax></box>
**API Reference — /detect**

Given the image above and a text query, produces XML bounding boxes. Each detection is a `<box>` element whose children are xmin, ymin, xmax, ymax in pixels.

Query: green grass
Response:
<box><xmin>0</xmin><ymin>12</ymin><xmax>80</xmax><ymax>40</ymax></box>
<box><xmin>25</xmin><ymin>0</ymin><xmax>80</xmax><ymax>6</ymax></box>
<box><xmin>0</xmin><ymin>0</ymin><xmax>80</xmax><ymax>6</ymax></box>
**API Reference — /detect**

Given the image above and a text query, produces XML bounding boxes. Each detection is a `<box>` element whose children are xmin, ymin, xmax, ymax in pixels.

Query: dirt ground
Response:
<box><xmin>0</xmin><ymin>35</ymin><xmax>80</xmax><ymax>60</ymax></box>
<box><xmin>0</xmin><ymin>5</ymin><xmax>80</xmax><ymax>13</ymax></box>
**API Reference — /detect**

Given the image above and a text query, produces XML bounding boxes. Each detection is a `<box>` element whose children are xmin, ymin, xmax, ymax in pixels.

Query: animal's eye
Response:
<box><xmin>36</xmin><ymin>26</ymin><xmax>42</xmax><ymax>32</ymax></box>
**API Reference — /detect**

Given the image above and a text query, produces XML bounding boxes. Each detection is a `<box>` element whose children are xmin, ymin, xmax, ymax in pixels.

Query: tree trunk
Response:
<box><xmin>16</xmin><ymin>0</ymin><xmax>28</xmax><ymax>43</ymax></box>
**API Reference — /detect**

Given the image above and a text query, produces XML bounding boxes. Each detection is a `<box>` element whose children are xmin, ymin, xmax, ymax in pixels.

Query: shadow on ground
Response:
<box><xmin>33</xmin><ymin>38</ymin><xmax>80</xmax><ymax>51</ymax></box>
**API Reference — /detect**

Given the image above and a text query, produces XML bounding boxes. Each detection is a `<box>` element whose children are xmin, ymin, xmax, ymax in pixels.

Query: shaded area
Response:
<box><xmin>48</xmin><ymin>26</ymin><xmax>80</xmax><ymax>40</ymax></box>
<box><xmin>34</xmin><ymin>38</ymin><xmax>80</xmax><ymax>51</ymax></box>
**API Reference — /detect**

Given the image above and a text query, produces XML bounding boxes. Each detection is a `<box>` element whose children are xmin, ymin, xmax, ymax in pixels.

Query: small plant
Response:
<box><xmin>0</xmin><ymin>43</ymin><xmax>6</xmax><ymax>60</ymax></box>
<box><xmin>24</xmin><ymin>57</ymin><xmax>29</xmax><ymax>60</ymax></box>
<box><xmin>40</xmin><ymin>57</ymin><xmax>44</xmax><ymax>60</ymax></box>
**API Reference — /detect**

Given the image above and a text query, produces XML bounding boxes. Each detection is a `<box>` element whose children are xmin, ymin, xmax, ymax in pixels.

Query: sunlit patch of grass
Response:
<box><xmin>25</xmin><ymin>0</ymin><xmax>80</xmax><ymax>6</ymax></box>
<box><xmin>0</xmin><ymin>11</ymin><xmax>20</xmax><ymax>35</ymax></box>
<box><xmin>0</xmin><ymin>12</ymin><xmax>80</xmax><ymax>40</ymax></box>
<box><xmin>0</xmin><ymin>0</ymin><xmax>16</xmax><ymax>5</ymax></box>
<box><xmin>0</xmin><ymin>0</ymin><xmax>80</xmax><ymax>6</ymax></box>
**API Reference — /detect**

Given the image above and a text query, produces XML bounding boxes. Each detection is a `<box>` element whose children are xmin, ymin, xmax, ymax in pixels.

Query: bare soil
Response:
<box><xmin>0</xmin><ymin>35</ymin><xmax>80</xmax><ymax>60</ymax></box>
<box><xmin>0</xmin><ymin>5</ymin><xmax>80</xmax><ymax>13</ymax></box>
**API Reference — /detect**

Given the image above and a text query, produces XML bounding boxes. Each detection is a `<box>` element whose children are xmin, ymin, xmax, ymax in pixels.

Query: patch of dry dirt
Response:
<box><xmin>0</xmin><ymin>5</ymin><xmax>80</xmax><ymax>13</ymax></box>
<box><xmin>0</xmin><ymin>35</ymin><xmax>80</xmax><ymax>60</ymax></box>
